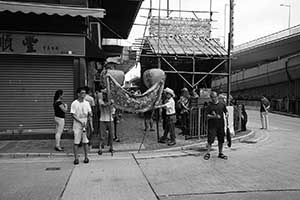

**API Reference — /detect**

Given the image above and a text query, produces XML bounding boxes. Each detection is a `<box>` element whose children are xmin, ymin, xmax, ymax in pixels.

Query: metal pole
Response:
<box><xmin>167</xmin><ymin>0</ymin><xmax>170</xmax><ymax>17</ymax></box>
<box><xmin>280</xmin><ymin>4</ymin><xmax>291</xmax><ymax>29</ymax></box>
<box><xmin>179</xmin><ymin>0</ymin><xmax>181</xmax><ymax>17</ymax></box>
<box><xmin>288</xmin><ymin>5</ymin><xmax>291</xmax><ymax>29</ymax></box>
<box><xmin>158</xmin><ymin>0</ymin><xmax>161</xmax><ymax>69</ymax></box>
<box><xmin>227</xmin><ymin>0</ymin><xmax>234</xmax><ymax>106</ymax></box>
<box><xmin>224</xmin><ymin>4</ymin><xmax>228</xmax><ymax>47</ymax></box>
<box><xmin>209</xmin><ymin>0</ymin><xmax>212</xmax><ymax>37</ymax></box>
<box><xmin>157</xmin><ymin>0</ymin><xmax>161</xmax><ymax>142</ymax></box>
<box><xmin>150</xmin><ymin>0</ymin><xmax>152</xmax><ymax>16</ymax></box>
<box><xmin>192</xmin><ymin>57</ymin><xmax>195</xmax><ymax>87</ymax></box>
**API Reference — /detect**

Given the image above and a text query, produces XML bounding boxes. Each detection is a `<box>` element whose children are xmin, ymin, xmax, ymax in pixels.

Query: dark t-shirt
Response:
<box><xmin>54</xmin><ymin>101</ymin><xmax>65</xmax><ymax>118</ymax></box>
<box><xmin>207</xmin><ymin>101</ymin><xmax>228</xmax><ymax>128</ymax></box>
<box><xmin>260</xmin><ymin>98</ymin><xmax>270</xmax><ymax>112</ymax></box>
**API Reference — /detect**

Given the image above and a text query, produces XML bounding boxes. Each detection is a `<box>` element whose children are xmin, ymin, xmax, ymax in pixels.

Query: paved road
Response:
<box><xmin>1</xmin><ymin>110</ymin><xmax>300</xmax><ymax>200</ymax></box>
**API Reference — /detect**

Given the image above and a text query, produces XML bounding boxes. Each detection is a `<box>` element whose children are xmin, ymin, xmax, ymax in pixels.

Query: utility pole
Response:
<box><xmin>167</xmin><ymin>0</ymin><xmax>170</xmax><ymax>17</ymax></box>
<box><xmin>157</xmin><ymin>0</ymin><xmax>161</xmax><ymax>69</ymax></box>
<box><xmin>224</xmin><ymin>4</ymin><xmax>228</xmax><ymax>47</ymax></box>
<box><xmin>227</xmin><ymin>0</ymin><xmax>234</xmax><ymax>105</ymax></box>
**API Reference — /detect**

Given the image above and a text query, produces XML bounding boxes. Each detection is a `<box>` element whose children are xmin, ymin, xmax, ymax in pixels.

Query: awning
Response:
<box><xmin>0</xmin><ymin>1</ymin><xmax>105</xmax><ymax>18</ymax></box>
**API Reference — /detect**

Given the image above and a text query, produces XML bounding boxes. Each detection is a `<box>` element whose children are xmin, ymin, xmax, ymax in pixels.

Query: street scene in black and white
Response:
<box><xmin>1</xmin><ymin>0</ymin><xmax>300</xmax><ymax>199</ymax></box>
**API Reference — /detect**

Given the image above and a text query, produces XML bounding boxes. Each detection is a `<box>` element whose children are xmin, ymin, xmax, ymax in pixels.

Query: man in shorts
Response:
<box><xmin>204</xmin><ymin>91</ymin><xmax>228</xmax><ymax>160</ymax></box>
<box><xmin>70</xmin><ymin>87</ymin><xmax>93</xmax><ymax>165</ymax></box>
<box><xmin>97</xmin><ymin>89</ymin><xmax>115</xmax><ymax>155</ymax></box>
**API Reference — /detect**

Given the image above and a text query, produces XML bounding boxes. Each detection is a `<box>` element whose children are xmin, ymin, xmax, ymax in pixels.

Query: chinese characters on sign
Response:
<box><xmin>22</xmin><ymin>36</ymin><xmax>38</xmax><ymax>53</ymax></box>
<box><xmin>0</xmin><ymin>32</ymin><xmax>84</xmax><ymax>56</ymax></box>
<box><xmin>0</xmin><ymin>33</ymin><xmax>13</xmax><ymax>52</ymax></box>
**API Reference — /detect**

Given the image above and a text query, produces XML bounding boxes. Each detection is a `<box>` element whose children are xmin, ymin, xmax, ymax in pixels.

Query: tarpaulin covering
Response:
<box><xmin>107</xmin><ymin>75</ymin><xmax>164</xmax><ymax>113</ymax></box>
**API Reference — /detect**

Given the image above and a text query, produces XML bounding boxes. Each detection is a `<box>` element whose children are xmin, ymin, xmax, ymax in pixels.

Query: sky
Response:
<box><xmin>125</xmin><ymin>0</ymin><xmax>300</xmax><ymax>80</ymax></box>
<box><xmin>127</xmin><ymin>0</ymin><xmax>299</xmax><ymax>46</ymax></box>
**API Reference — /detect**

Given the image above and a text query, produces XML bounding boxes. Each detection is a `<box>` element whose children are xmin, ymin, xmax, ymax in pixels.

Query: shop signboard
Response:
<box><xmin>0</xmin><ymin>32</ymin><xmax>85</xmax><ymax>56</ymax></box>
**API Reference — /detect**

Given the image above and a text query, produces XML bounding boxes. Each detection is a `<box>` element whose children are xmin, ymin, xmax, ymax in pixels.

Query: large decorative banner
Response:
<box><xmin>150</xmin><ymin>17</ymin><xmax>211</xmax><ymax>38</ymax></box>
<box><xmin>107</xmin><ymin>75</ymin><xmax>164</xmax><ymax>113</ymax></box>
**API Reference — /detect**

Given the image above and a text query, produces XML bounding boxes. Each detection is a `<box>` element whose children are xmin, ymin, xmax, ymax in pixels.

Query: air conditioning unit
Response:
<box><xmin>90</xmin><ymin>22</ymin><xmax>101</xmax><ymax>48</ymax></box>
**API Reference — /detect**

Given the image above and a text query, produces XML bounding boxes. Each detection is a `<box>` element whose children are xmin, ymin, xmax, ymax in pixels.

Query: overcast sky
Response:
<box><xmin>127</xmin><ymin>0</ymin><xmax>299</xmax><ymax>46</ymax></box>
<box><xmin>125</xmin><ymin>0</ymin><xmax>299</xmax><ymax>80</ymax></box>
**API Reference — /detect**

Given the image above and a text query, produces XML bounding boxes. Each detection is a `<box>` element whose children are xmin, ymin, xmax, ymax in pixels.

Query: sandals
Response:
<box><xmin>204</xmin><ymin>153</ymin><xmax>228</xmax><ymax>160</ymax></box>
<box><xmin>218</xmin><ymin>153</ymin><xmax>228</xmax><ymax>160</ymax></box>
<box><xmin>203</xmin><ymin>153</ymin><xmax>210</xmax><ymax>160</ymax></box>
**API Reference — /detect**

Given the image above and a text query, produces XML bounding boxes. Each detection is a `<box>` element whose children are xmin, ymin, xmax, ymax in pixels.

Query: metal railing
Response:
<box><xmin>234</xmin><ymin>24</ymin><xmax>300</xmax><ymax>53</ymax></box>
<box><xmin>189</xmin><ymin>106</ymin><xmax>208</xmax><ymax>139</ymax></box>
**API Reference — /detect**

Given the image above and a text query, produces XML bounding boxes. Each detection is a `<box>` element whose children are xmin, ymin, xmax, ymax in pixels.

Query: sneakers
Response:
<box><xmin>73</xmin><ymin>159</ymin><xmax>79</xmax><ymax>165</ymax></box>
<box><xmin>167</xmin><ymin>141</ymin><xmax>176</xmax><ymax>146</ymax></box>
<box><xmin>83</xmin><ymin>158</ymin><xmax>89</xmax><ymax>164</ymax></box>
<box><xmin>158</xmin><ymin>137</ymin><xmax>168</xmax><ymax>143</ymax></box>
<box><xmin>54</xmin><ymin>146</ymin><xmax>64</xmax><ymax>151</ymax></box>
<box><xmin>109</xmin><ymin>148</ymin><xmax>114</xmax><ymax>153</ymax></box>
<box><xmin>73</xmin><ymin>158</ymin><xmax>89</xmax><ymax>165</ymax></box>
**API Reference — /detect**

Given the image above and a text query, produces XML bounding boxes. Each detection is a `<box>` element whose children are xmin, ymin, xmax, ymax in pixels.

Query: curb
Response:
<box><xmin>0</xmin><ymin>130</ymin><xmax>256</xmax><ymax>159</ymax></box>
<box><xmin>152</xmin><ymin>130</ymin><xmax>255</xmax><ymax>152</ymax></box>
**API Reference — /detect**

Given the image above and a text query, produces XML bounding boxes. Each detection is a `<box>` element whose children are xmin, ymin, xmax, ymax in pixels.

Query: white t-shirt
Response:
<box><xmin>70</xmin><ymin>99</ymin><xmax>92</xmax><ymax>127</ymax></box>
<box><xmin>164</xmin><ymin>97</ymin><xmax>176</xmax><ymax>115</ymax></box>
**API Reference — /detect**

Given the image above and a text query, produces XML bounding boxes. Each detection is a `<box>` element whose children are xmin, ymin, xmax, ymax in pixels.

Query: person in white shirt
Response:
<box><xmin>70</xmin><ymin>87</ymin><xmax>93</xmax><ymax>165</ymax></box>
<box><xmin>84</xmin><ymin>86</ymin><xmax>96</xmax><ymax>147</ymax></box>
<box><xmin>97</xmin><ymin>89</ymin><xmax>115</xmax><ymax>155</ymax></box>
<box><xmin>156</xmin><ymin>88</ymin><xmax>177</xmax><ymax>146</ymax></box>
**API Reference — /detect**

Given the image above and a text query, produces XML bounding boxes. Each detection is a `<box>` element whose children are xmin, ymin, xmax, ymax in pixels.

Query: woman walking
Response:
<box><xmin>53</xmin><ymin>89</ymin><xmax>68</xmax><ymax>151</ymax></box>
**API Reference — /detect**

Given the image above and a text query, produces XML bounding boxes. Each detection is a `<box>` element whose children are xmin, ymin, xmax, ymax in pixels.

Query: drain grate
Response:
<box><xmin>45</xmin><ymin>167</ymin><xmax>61</xmax><ymax>171</ymax></box>
<box><xmin>240</xmin><ymin>140</ymin><xmax>257</xmax><ymax>144</ymax></box>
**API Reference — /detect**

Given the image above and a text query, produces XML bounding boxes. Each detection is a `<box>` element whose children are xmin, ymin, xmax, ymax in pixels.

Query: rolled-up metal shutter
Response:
<box><xmin>0</xmin><ymin>55</ymin><xmax>74</xmax><ymax>131</ymax></box>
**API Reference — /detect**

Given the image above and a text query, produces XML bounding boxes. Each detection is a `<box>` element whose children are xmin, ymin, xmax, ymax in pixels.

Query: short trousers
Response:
<box><xmin>73</xmin><ymin>124</ymin><xmax>89</xmax><ymax>145</ymax></box>
<box><xmin>207</xmin><ymin>126</ymin><xmax>225</xmax><ymax>144</ymax></box>
<box><xmin>54</xmin><ymin>116</ymin><xmax>65</xmax><ymax>134</ymax></box>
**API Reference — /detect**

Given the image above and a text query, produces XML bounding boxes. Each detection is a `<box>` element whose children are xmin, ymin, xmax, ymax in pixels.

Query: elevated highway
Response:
<box><xmin>232</xmin><ymin>24</ymin><xmax>300</xmax><ymax>70</ymax></box>
<box><xmin>212</xmin><ymin>24</ymin><xmax>300</xmax><ymax>114</ymax></box>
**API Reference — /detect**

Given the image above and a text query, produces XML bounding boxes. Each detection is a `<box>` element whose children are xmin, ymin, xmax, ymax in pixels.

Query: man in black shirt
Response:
<box><xmin>204</xmin><ymin>91</ymin><xmax>228</xmax><ymax>160</ymax></box>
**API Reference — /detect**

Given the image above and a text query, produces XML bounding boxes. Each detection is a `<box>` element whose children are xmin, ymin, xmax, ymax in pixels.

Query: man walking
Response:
<box><xmin>204</xmin><ymin>91</ymin><xmax>228</xmax><ymax>160</ymax></box>
<box><xmin>260</xmin><ymin>95</ymin><xmax>270</xmax><ymax>129</ymax></box>
<box><xmin>156</xmin><ymin>88</ymin><xmax>177</xmax><ymax>146</ymax></box>
<box><xmin>70</xmin><ymin>87</ymin><xmax>93</xmax><ymax>165</ymax></box>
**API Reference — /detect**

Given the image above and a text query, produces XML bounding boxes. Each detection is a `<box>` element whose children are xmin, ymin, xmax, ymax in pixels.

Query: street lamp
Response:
<box><xmin>280</xmin><ymin>4</ymin><xmax>291</xmax><ymax>29</ymax></box>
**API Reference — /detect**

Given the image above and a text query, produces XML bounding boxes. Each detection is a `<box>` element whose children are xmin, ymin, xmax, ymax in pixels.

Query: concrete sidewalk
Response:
<box><xmin>0</xmin><ymin>130</ymin><xmax>254</xmax><ymax>159</ymax></box>
<box><xmin>0</xmin><ymin>113</ymin><xmax>252</xmax><ymax>158</ymax></box>
<box><xmin>61</xmin><ymin>154</ymin><xmax>157</xmax><ymax>200</ymax></box>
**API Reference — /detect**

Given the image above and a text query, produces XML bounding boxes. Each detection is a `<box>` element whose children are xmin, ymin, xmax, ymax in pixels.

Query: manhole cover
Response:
<box><xmin>45</xmin><ymin>167</ymin><xmax>61</xmax><ymax>171</ymax></box>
